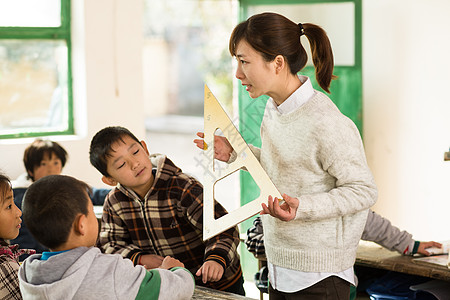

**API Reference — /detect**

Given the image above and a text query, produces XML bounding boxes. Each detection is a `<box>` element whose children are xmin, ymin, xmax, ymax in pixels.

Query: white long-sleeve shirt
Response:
<box><xmin>256</xmin><ymin>76</ymin><xmax>377</xmax><ymax>292</ymax></box>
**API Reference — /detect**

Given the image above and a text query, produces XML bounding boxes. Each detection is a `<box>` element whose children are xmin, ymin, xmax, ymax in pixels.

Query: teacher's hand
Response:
<box><xmin>261</xmin><ymin>194</ymin><xmax>298</xmax><ymax>222</ymax></box>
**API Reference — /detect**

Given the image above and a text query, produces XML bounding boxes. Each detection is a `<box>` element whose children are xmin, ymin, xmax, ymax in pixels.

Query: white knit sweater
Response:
<box><xmin>254</xmin><ymin>90</ymin><xmax>377</xmax><ymax>273</ymax></box>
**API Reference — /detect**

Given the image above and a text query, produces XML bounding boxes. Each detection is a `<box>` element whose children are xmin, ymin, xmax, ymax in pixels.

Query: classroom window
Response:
<box><xmin>142</xmin><ymin>0</ymin><xmax>238</xmax><ymax>125</ymax></box>
<box><xmin>0</xmin><ymin>0</ymin><xmax>73</xmax><ymax>139</ymax></box>
<box><xmin>142</xmin><ymin>0</ymin><xmax>240</xmax><ymax>214</ymax></box>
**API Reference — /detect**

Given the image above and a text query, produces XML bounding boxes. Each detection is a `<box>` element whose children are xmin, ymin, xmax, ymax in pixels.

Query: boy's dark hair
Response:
<box><xmin>24</xmin><ymin>139</ymin><xmax>68</xmax><ymax>181</ymax></box>
<box><xmin>0</xmin><ymin>172</ymin><xmax>11</xmax><ymax>205</ymax></box>
<box><xmin>22</xmin><ymin>175</ymin><xmax>91</xmax><ymax>249</ymax></box>
<box><xmin>89</xmin><ymin>126</ymin><xmax>141</xmax><ymax>177</ymax></box>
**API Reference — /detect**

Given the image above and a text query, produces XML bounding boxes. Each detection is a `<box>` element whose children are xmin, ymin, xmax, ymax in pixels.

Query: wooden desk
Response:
<box><xmin>193</xmin><ymin>286</ymin><xmax>256</xmax><ymax>299</ymax></box>
<box><xmin>356</xmin><ymin>241</ymin><xmax>450</xmax><ymax>282</ymax></box>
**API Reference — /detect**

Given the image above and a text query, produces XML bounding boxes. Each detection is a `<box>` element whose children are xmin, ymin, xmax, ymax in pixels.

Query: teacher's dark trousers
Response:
<box><xmin>269</xmin><ymin>276</ymin><xmax>350</xmax><ymax>300</ymax></box>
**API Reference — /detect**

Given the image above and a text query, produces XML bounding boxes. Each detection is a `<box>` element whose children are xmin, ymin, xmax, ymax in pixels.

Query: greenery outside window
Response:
<box><xmin>0</xmin><ymin>0</ymin><xmax>73</xmax><ymax>139</ymax></box>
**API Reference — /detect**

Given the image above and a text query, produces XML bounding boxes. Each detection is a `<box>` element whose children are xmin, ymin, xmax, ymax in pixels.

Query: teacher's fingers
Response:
<box><xmin>272</xmin><ymin>196</ymin><xmax>286</xmax><ymax>215</ymax></box>
<box><xmin>193</xmin><ymin>139</ymin><xmax>204</xmax><ymax>150</ymax></box>
<box><xmin>267</xmin><ymin>195</ymin><xmax>275</xmax><ymax>213</ymax></box>
<box><xmin>282</xmin><ymin>193</ymin><xmax>299</xmax><ymax>210</ymax></box>
<box><xmin>261</xmin><ymin>203</ymin><xmax>271</xmax><ymax>215</ymax></box>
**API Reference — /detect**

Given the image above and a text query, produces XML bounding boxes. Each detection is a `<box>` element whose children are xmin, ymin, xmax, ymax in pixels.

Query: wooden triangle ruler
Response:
<box><xmin>203</xmin><ymin>85</ymin><xmax>282</xmax><ymax>240</ymax></box>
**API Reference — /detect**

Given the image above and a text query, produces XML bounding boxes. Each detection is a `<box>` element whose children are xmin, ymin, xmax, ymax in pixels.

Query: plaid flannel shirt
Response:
<box><xmin>245</xmin><ymin>217</ymin><xmax>266</xmax><ymax>259</ymax></box>
<box><xmin>98</xmin><ymin>154</ymin><xmax>242</xmax><ymax>291</ymax></box>
<box><xmin>0</xmin><ymin>240</ymin><xmax>35</xmax><ymax>300</ymax></box>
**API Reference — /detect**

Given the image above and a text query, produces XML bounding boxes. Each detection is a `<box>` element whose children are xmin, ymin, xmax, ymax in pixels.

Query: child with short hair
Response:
<box><xmin>0</xmin><ymin>172</ymin><xmax>34</xmax><ymax>300</ymax></box>
<box><xmin>11</xmin><ymin>139</ymin><xmax>68</xmax><ymax>255</ymax></box>
<box><xmin>18</xmin><ymin>174</ymin><xmax>194</xmax><ymax>300</ymax></box>
<box><xmin>89</xmin><ymin>126</ymin><xmax>244</xmax><ymax>295</ymax></box>
<box><xmin>11</xmin><ymin>138</ymin><xmax>109</xmax><ymax>257</ymax></box>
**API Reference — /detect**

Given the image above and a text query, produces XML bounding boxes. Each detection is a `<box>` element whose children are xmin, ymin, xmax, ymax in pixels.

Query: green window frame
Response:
<box><xmin>0</xmin><ymin>0</ymin><xmax>73</xmax><ymax>139</ymax></box>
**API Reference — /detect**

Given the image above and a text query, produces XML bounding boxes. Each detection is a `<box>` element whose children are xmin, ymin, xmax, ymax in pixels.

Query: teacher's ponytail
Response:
<box><xmin>229</xmin><ymin>12</ymin><xmax>336</xmax><ymax>93</ymax></box>
<box><xmin>302</xmin><ymin>23</ymin><xmax>336</xmax><ymax>93</ymax></box>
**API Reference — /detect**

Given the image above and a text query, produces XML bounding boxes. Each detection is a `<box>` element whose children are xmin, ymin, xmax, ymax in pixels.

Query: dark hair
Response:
<box><xmin>24</xmin><ymin>139</ymin><xmax>68</xmax><ymax>181</ymax></box>
<box><xmin>0</xmin><ymin>172</ymin><xmax>12</xmax><ymax>205</ymax></box>
<box><xmin>229</xmin><ymin>12</ymin><xmax>336</xmax><ymax>93</ymax></box>
<box><xmin>22</xmin><ymin>175</ymin><xmax>91</xmax><ymax>249</ymax></box>
<box><xmin>89</xmin><ymin>126</ymin><xmax>141</xmax><ymax>177</ymax></box>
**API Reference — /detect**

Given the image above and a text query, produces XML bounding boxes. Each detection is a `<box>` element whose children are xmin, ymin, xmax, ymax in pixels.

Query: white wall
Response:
<box><xmin>363</xmin><ymin>0</ymin><xmax>450</xmax><ymax>241</ymax></box>
<box><xmin>0</xmin><ymin>0</ymin><xmax>146</xmax><ymax>188</ymax></box>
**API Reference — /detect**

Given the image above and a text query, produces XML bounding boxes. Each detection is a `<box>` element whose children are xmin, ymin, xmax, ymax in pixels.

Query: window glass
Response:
<box><xmin>0</xmin><ymin>0</ymin><xmax>72</xmax><ymax>139</ymax></box>
<box><xmin>142</xmin><ymin>0</ymin><xmax>237</xmax><ymax>118</ymax></box>
<box><xmin>0</xmin><ymin>40</ymin><xmax>69</xmax><ymax>135</ymax></box>
<box><xmin>0</xmin><ymin>0</ymin><xmax>61</xmax><ymax>27</ymax></box>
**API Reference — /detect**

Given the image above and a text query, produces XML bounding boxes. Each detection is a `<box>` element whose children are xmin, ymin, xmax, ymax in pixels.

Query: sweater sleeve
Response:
<box><xmin>179</xmin><ymin>179</ymin><xmax>240</xmax><ymax>270</ymax></box>
<box><xmin>248</xmin><ymin>145</ymin><xmax>261</xmax><ymax>161</ymax></box>
<box><xmin>295</xmin><ymin>116</ymin><xmax>378</xmax><ymax>221</ymax></box>
<box><xmin>135</xmin><ymin>267</ymin><xmax>195</xmax><ymax>300</ymax></box>
<box><xmin>362</xmin><ymin>210</ymin><xmax>415</xmax><ymax>255</ymax></box>
<box><xmin>227</xmin><ymin>144</ymin><xmax>261</xmax><ymax>164</ymax></box>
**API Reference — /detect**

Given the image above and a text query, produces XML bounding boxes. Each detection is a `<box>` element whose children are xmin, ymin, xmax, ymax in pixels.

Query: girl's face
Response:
<box><xmin>0</xmin><ymin>189</ymin><xmax>22</xmax><ymax>240</ymax></box>
<box><xmin>31</xmin><ymin>152</ymin><xmax>63</xmax><ymax>182</ymax></box>
<box><xmin>234</xmin><ymin>40</ymin><xmax>277</xmax><ymax>99</ymax></box>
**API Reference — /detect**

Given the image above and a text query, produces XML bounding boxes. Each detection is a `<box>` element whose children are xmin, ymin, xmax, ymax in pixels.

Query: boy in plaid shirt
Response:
<box><xmin>89</xmin><ymin>126</ymin><xmax>244</xmax><ymax>295</ymax></box>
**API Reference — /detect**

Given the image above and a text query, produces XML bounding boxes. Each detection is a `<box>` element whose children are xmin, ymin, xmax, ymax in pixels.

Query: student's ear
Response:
<box><xmin>274</xmin><ymin>55</ymin><xmax>286</xmax><ymax>74</ymax></box>
<box><xmin>73</xmin><ymin>214</ymin><xmax>87</xmax><ymax>236</ymax></box>
<box><xmin>140</xmin><ymin>140</ymin><xmax>150</xmax><ymax>156</ymax></box>
<box><xmin>102</xmin><ymin>176</ymin><xmax>117</xmax><ymax>187</ymax></box>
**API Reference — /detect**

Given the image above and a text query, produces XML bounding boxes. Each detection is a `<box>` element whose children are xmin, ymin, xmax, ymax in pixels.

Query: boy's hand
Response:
<box><xmin>160</xmin><ymin>256</ymin><xmax>184</xmax><ymax>269</ymax></box>
<box><xmin>195</xmin><ymin>261</ymin><xmax>224</xmax><ymax>283</ymax></box>
<box><xmin>139</xmin><ymin>254</ymin><xmax>165</xmax><ymax>269</ymax></box>
<box><xmin>418</xmin><ymin>241</ymin><xmax>443</xmax><ymax>256</ymax></box>
<box><xmin>261</xmin><ymin>194</ymin><xmax>298</xmax><ymax>222</ymax></box>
